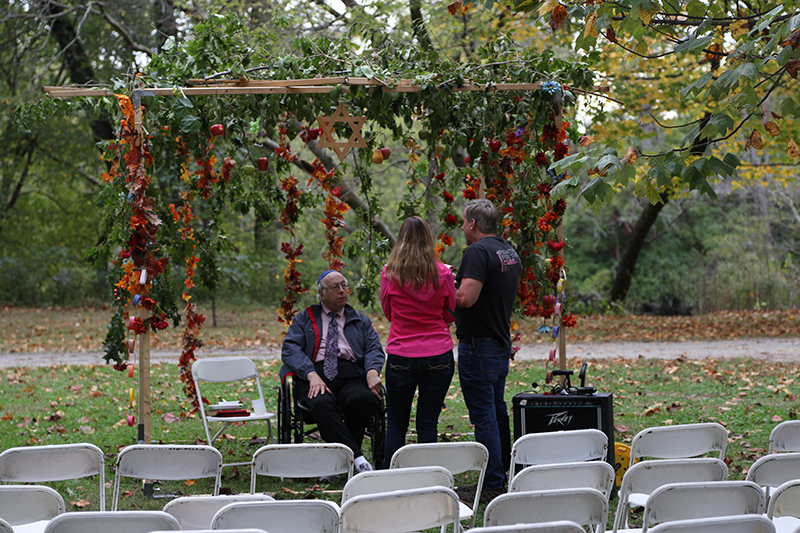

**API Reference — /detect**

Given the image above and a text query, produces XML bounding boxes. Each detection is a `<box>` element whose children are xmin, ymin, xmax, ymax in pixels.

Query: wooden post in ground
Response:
<box><xmin>132</xmin><ymin>89</ymin><xmax>152</xmax><ymax>445</ymax></box>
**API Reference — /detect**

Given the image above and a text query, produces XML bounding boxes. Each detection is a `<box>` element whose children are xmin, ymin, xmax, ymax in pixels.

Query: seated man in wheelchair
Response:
<box><xmin>280</xmin><ymin>269</ymin><xmax>385</xmax><ymax>473</ymax></box>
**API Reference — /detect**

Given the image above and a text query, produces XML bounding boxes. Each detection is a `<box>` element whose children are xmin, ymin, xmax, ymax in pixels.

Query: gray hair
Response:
<box><xmin>464</xmin><ymin>198</ymin><xmax>499</xmax><ymax>235</ymax></box>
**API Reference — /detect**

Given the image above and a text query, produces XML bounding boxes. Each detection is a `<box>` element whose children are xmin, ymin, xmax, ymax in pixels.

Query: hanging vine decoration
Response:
<box><xmin>103</xmin><ymin>94</ymin><xmax>170</xmax><ymax>368</ymax></box>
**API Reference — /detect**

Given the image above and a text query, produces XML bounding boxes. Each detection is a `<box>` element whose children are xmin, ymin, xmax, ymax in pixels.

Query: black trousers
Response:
<box><xmin>294</xmin><ymin>359</ymin><xmax>379</xmax><ymax>458</ymax></box>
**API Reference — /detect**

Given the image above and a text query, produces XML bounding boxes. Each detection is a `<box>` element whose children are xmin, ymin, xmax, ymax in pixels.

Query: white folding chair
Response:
<box><xmin>389</xmin><ymin>441</ymin><xmax>488</xmax><ymax>529</ymax></box>
<box><xmin>629</xmin><ymin>423</ymin><xmax>728</xmax><ymax>466</ymax></box>
<box><xmin>339</xmin><ymin>486</ymin><xmax>460</xmax><ymax>533</ymax></box>
<box><xmin>42</xmin><ymin>511</ymin><xmax>180</xmax><ymax>533</ymax></box>
<box><xmin>0</xmin><ymin>443</ymin><xmax>106</xmax><ymax>510</ymax></box>
<box><xmin>151</xmin><ymin>530</ymin><xmax>266</xmax><ymax>533</ymax></box>
<box><xmin>508</xmin><ymin>461</ymin><xmax>616</xmax><ymax>500</ymax></box>
<box><xmin>0</xmin><ymin>518</ymin><xmax>13</xmax><ymax>533</ymax></box>
<box><xmin>162</xmin><ymin>494</ymin><xmax>274</xmax><ymax>530</ymax></box>
<box><xmin>647</xmin><ymin>515</ymin><xmax>776</xmax><ymax>533</ymax></box>
<box><xmin>467</xmin><ymin>522</ymin><xmax>585</xmax><ymax>533</ymax></box>
<box><xmin>112</xmin><ymin>444</ymin><xmax>223</xmax><ymax>510</ymax></box>
<box><xmin>192</xmin><ymin>356</ymin><xmax>275</xmax><ymax>466</ymax></box>
<box><xmin>341</xmin><ymin>466</ymin><xmax>455</xmax><ymax>532</ymax></box>
<box><xmin>212</xmin><ymin>500</ymin><xmax>340</xmax><ymax>533</ymax></box>
<box><xmin>0</xmin><ymin>485</ymin><xmax>64</xmax><ymax>533</ymax></box>
<box><xmin>769</xmin><ymin>421</ymin><xmax>800</xmax><ymax>454</ymax></box>
<box><xmin>638</xmin><ymin>481</ymin><xmax>765</xmax><ymax>533</ymax></box>
<box><xmin>746</xmin><ymin>453</ymin><xmax>800</xmax><ymax>502</ymax></box>
<box><xmin>613</xmin><ymin>457</ymin><xmax>729</xmax><ymax>531</ymax></box>
<box><xmin>766</xmin><ymin>479</ymin><xmax>800</xmax><ymax>533</ymax></box>
<box><xmin>341</xmin><ymin>465</ymin><xmax>453</xmax><ymax>503</ymax></box>
<box><xmin>250</xmin><ymin>443</ymin><xmax>354</xmax><ymax>493</ymax></box>
<box><xmin>508</xmin><ymin>429</ymin><xmax>608</xmax><ymax>480</ymax></box>
<box><xmin>483</xmin><ymin>488</ymin><xmax>608</xmax><ymax>533</ymax></box>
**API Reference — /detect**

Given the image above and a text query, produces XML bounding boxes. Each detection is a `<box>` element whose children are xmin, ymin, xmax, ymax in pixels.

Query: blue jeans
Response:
<box><xmin>457</xmin><ymin>340</ymin><xmax>511</xmax><ymax>490</ymax></box>
<box><xmin>384</xmin><ymin>351</ymin><xmax>455</xmax><ymax>465</ymax></box>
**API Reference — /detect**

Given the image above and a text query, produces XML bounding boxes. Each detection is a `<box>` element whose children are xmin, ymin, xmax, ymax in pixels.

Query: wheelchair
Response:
<box><xmin>278</xmin><ymin>372</ymin><xmax>386</xmax><ymax>469</ymax></box>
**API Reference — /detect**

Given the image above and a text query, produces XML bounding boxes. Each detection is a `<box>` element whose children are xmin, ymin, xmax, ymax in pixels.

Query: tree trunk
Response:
<box><xmin>409</xmin><ymin>0</ymin><xmax>434</xmax><ymax>51</ymax></box>
<box><xmin>38</xmin><ymin>0</ymin><xmax>114</xmax><ymax>142</ymax></box>
<box><xmin>609</xmin><ymin>194</ymin><xmax>669</xmax><ymax>304</ymax></box>
<box><xmin>153</xmin><ymin>0</ymin><xmax>178</xmax><ymax>51</ymax></box>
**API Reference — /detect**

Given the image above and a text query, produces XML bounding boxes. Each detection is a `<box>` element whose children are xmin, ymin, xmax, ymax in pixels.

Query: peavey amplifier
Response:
<box><xmin>512</xmin><ymin>392</ymin><xmax>615</xmax><ymax>466</ymax></box>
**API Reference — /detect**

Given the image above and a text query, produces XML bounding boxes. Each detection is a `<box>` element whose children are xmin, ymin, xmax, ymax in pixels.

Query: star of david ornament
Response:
<box><xmin>316</xmin><ymin>103</ymin><xmax>368</xmax><ymax>161</ymax></box>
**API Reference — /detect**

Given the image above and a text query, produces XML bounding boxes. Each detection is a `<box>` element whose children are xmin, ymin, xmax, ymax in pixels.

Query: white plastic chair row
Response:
<box><xmin>746</xmin><ymin>452</ymin><xmax>800</xmax><ymax>502</ymax></box>
<box><xmin>193</xmin><ymin>486</ymin><xmax>459</xmax><ymax>533</ymax></box>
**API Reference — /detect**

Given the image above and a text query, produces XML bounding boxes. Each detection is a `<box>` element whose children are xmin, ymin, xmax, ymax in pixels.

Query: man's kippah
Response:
<box><xmin>317</xmin><ymin>269</ymin><xmax>337</xmax><ymax>284</ymax></box>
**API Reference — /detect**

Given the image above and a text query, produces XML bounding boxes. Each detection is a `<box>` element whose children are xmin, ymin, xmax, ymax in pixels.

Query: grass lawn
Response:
<box><xmin>1</xmin><ymin>354</ymin><xmax>799</xmax><ymax>527</ymax></box>
<box><xmin>1</xmin><ymin>307</ymin><xmax>798</xmax><ymax>527</ymax></box>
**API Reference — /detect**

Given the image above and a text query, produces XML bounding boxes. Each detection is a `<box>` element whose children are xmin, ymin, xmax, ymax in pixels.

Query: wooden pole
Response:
<box><xmin>132</xmin><ymin>90</ymin><xmax>152</xmax><ymax>445</ymax></box>
<box><xmin>556</xmin><ymin>223</ymin><xmax>567</xmax><ymax>373</ymax></box>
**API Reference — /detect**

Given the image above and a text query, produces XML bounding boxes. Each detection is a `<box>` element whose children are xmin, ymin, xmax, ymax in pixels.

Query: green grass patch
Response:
<box><xmin>1</xmin><ymin>356</ymin><xmax>798</xmax><ymax>527</ymax></box>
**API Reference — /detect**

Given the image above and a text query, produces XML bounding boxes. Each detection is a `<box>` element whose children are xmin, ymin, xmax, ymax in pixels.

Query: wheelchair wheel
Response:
<box><xmin>278</xmin><ymin>378</ymin><xmax>294</xmax><ymax>444</ymax></box>
<box><xmin>368</xmin><ymin>397</ymin><xmax>386</xmax><ymax>469</ymax></box>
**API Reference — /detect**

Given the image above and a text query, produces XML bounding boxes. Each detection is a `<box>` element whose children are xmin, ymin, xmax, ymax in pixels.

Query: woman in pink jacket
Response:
<box><xmin>380</xmin><ymin>216</ymin><xmax>456</xmax><ymax>465</ymax></box>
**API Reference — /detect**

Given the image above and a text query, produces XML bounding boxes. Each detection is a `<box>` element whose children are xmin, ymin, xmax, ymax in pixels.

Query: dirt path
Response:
<box><xmin>1</xmin><ymin>337</ymin><xmax>797</xmax><ymax>368</ymax></box>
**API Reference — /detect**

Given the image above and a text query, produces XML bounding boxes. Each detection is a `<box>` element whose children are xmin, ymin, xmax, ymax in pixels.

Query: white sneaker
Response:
<box><xmin>354</xmin><ymin>461</ymin><xmax>374</xmax><ymax>474</ymax></box>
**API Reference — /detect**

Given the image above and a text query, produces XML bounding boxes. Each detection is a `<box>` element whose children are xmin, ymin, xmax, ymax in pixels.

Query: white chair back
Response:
<box><xmin>389</xmin><ymin>441</ymin><xmax>488</xmax><ymax>528</ymax></box>
<box><xmin>768</xmin><ymin>479</ymin><xmax>800</xmax><ymax>519</ymax></box>
<box><xmin>613</xmin><ymin>457</ymin><xmax>729</xmax><ymax>531</ymax></box>
<box><xmin>745</xmin><ymin>452</ymin><xmax>800</xmax><ymax>501</ymax></box>
<box><xmin>484</xmin><ymin>488</ymin><xmax>608</xmax><ymax>533</ymax></box>
<box><xmin>112</xmin><ymin>444</ymin><xmax>223</xmax><ymax>510</ymax></box>
<box><xmin>509</xmin><ymin>429</ymin><xmax>608</xmax><ymax>479</ymax></box>
<box><xmin>192</xmin><ymin>356</ymin><xmax>275</xmax><ymax>462</ymax></box>
<box><xmin>641</xmin><ymin>481</ymin><xmax>765</xmax><ymax>533</ymax></box>
<box><xmin>162</xmin><ymin>494</ymin><xmax>274</xmax><ymax>530</ymax></box>
<box><xmin>42</xmin><ymin>511</ymin><xmax>180</xmax><ymax>533</ymax></box>
<box><xmin>508</xmin><ymin>461</ymin><xmax>615</xmax><ymax>500</ymax></box>
<box><xmin>647</xmin><ymin>515</ymin><xmax>776</xmax><ymax>533</ymax></box>
<box><xmin>151</xmin><ymin>530</ymin><xmax>266</xmax><ymax>533</ymax></box>
<box><xmin>341</xmin><ymin>465</ymin><xmax>453</xmax><ymax>503</ymax></box>
<box><xmin>467</xmin><ymin>522</ymin><xmax>585</xmax><ymax>533</ymax></box>
<box><xmin>212</xmin><ymin>499</ymin><xmax>340</xmax><ymax>533</ymax></box>
<box><xmin>769</xmin><ymin>421</ymin><xmax>800</xmax><ymax>454</ymax></box>
<box><xmin>0</xmin><ymin>518</ymin><xmax>12</xmax><ymax>533</ymax></box>
<box><xmin>630</xmin><ymin>422</ymin><xmax>728</xmax><ymax>465</ymax></box>
<box><xmin>0</xmin><ymin>485</ymin><xmax>64</xmax><ymax>526</ymax></box>
<box><xmin>250</xmin><ymin>443</ymin><xmax>354</xmax><ymax>493</ymax></box>
<box><xmin>339</xmin><ymin>486</ymin><xmax>460</xmax><ymax>533</ymax></box>
<box><xmin>0</xmin><ymin>443</ymin><xmax>106</xmax><ymax>510</ymax></box>
<box><xmin>151</xmin><ymin>530</ymin><xmax>267</xmax><ymax>533</ymax></box>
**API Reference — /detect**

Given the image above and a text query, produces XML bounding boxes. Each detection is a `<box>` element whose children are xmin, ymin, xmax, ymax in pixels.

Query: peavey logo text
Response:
<box><xmin>546</xmin><ymin>411</ymin><xmax>573</xmax><ymax>427</ymax></box>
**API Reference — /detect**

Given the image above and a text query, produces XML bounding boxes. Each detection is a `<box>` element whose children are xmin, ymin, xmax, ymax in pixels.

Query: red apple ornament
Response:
<box><xmin>210</xmin><ymin>124</ymin><xmax>225</xmax><ymax>137</ymax></box>
<box><xmin>257</xmin><ymin>157</ymin><xmax>269</xmax><ymax>171</ymax></box>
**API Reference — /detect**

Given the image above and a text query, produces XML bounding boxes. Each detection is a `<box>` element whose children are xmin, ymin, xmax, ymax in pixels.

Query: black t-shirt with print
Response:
<box><xmin>455</xmin><ymin>236</ymin><xmax>521</xmax><ymax>347</ymax></box>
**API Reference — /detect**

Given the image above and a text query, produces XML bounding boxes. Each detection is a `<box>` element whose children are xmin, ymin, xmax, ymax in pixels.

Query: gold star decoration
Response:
<box><xmin>316</xmin><ymin>103</ymin><xmax>368</xmax><ymax>161</ymax></box>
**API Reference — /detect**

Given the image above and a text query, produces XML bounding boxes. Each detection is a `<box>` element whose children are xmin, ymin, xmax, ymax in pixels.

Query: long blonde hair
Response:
<box><xmin>385</xmin><ymin>216</ymin><xmax>439</xmax><ymax>291</ymax></box>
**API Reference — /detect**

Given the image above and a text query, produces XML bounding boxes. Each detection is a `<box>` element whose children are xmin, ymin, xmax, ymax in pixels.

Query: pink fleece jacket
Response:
<box><xmin>380</xmin><ymin>262</ymin><xmax>456</xmax><ymax>357</ymax></box>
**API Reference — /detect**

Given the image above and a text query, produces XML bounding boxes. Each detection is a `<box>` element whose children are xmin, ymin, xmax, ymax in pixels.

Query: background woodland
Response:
<box><xmin>0</xmin><ymin>0</ymin><xmax>798</xmax><ymax>321</ymax></box>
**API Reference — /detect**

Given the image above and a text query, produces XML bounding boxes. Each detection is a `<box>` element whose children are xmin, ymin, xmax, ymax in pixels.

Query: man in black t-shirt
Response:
<box><xmin>454</xmin><ymin>198</ymin><xmax>521</xmax><ymax>503</ymax></box>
